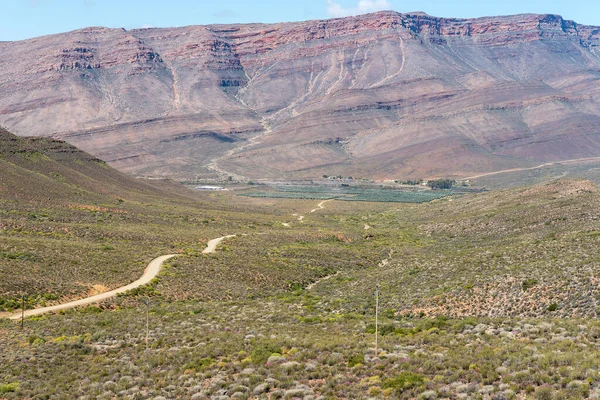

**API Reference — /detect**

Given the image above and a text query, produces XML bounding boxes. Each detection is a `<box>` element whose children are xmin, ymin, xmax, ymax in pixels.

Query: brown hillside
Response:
<box><xmin>0</xmin><ymin>127</ymin><xmax>192</xmax><ymax>204</ymax></box>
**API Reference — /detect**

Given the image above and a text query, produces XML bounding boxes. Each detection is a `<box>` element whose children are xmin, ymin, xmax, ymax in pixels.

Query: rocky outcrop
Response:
<box><xmin>1</xmin><ymin>11</ymin><xmax>600</xmax><ymax>180</ymax></box>
<box><xmin>399</xmin><ymin>13</ymin><xmax>596</xmax><ymax>44</ymax></box>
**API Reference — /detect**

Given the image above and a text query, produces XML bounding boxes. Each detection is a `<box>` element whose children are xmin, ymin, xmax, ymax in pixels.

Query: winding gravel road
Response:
<box><xmin>7</xmin><ymin>235</ymin><xmax>236</xmax><ymax>320</ymax></box>
<box><xmin>464</xmin><ymin>156</ymin><xmax>600</xmax><ymax>180</ymax></box>
<box><xmin>8</xmin><ymin>254</ymin><xmax>177</xmax><ymax>320</ymax></box>
<box><xmin>310</xmin><ymin>200</ymin><xmax>331</xmax><ymax>213</ymax></box>
<box><xmin>202</xmin><ymin>235</ymin><xmax>237</xmax><ymax>253</ymax></box>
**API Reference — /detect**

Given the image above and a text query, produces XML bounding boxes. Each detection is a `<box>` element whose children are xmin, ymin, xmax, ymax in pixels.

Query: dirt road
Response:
<box><xmin>464</xmin><ymin>157</ymin><xmax>600</xmax><ymax>180</ymax></box>
<box><xmin>306</xmin><ymin>271</ymin><xmax>340</xmax><ymax>290</ymax></box>
<box><xmin>310</xmin><ymin>200</ymin><xmax>331</xmax><ymax>213</ymax></box>
<box><xmin>8</xmin><ymin>254</ymin><xmax>178</xmax><ymax>320</ymax></box>
<box><xmin>7</xmin><ymin>234</ymin><xmax>238</xmax><ymax>320</ymax></box>
<box><xmin>202</xmin><ymin>235</ymin><xmax>237</xmax><ymax>253</ymax></box>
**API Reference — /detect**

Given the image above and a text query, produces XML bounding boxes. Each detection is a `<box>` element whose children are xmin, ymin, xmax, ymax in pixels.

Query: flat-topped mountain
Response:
<box><xmin>1</xmin><ymin>11</ymin><xmax>599</xmax><ymax>180</ymax></box>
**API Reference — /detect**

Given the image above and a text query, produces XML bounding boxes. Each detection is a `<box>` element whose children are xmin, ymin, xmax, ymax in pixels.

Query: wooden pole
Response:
<box><xmin>375</xmin><ymin>285</ymin><xmax>379</xmax><ymax>357</ymax></box>
<box><xmin>145</xmin><ymin>297</ymin><xmax>150</xmax><ymax>349</ymax></box>
<box><xmin>21</xmin><ymin>295</ymin><xmax>25</xmax><ymax>330</ymax></box>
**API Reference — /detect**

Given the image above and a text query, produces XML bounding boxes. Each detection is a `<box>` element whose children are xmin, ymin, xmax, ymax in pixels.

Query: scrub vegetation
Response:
<box><xmin>2</xmin><ymin>129</ymin><xmax>600</xmax><ymax>399</ymax></box>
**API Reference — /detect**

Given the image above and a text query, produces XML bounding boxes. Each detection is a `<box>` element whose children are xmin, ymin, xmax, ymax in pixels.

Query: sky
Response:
<box><xmin>2</xmin><ymin>0</ymin><xmax>599</xmax><ymax>42</ymax></box>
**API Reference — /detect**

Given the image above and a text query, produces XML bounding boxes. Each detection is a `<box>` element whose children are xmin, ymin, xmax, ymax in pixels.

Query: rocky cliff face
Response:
<box><xmin>1</xmin><ymin>11</ymin><xmax>600</xmax><ymax>180</ymax></box>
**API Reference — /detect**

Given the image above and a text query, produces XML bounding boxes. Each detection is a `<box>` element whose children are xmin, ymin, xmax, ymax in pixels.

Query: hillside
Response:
<box><xmin>311</xmin><ymin>179</ymin><xmax>600</xmax><ymax>320</ymax></box>
<box><xmin>0</xmin><ymin>127</ymin><xmax>287</xmax><ymax>312</ymax></box>
<box><xmin>0</xmin><ymin>127</ymin><xmax>195</xmax><ymax>204</ymax></box>
<box><xmin>1</xmin><ymin>12</ymin><xmax>599</xmax><ymax>181</ymax></box>
<box><xmin>3</xmin><ymin>122</ymin><xmax>600</xmax><ymax>397</ymax></box>
<box><xmin>3</xmin><ymin>177</ymin><xmax>600</xmax><ymax>398</ymax></box>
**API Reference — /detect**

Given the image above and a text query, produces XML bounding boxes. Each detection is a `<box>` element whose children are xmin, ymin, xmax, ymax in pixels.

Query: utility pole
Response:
<box><xmin>21</xmin><ymin>295</ymin><xmax>25</xmax><ymax>330</ymax></box>
<box><xmin>375</xmin><ymin>285</ymin><xmax>379</xmax><ymax>357</ymax></box>
<box><xmin>144</xmin><ymin>297</ymin><xmax>150</xmax><ymax>350</ymax></box>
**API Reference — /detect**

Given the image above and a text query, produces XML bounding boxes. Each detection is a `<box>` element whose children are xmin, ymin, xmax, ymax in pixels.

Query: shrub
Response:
<box><xmin>28</xmin><ymin>335</ymin><xmax>45</xmax><ymax>345</ymax></box>
<box><xmin>383</xmin><ymin>372</ymin><xmax>425</xmax><ymax>393</ymax></box>
<box><xmin>417</xmin><ymin>316</ymin><xmax>449</xmax><ymax>331</ymax></box>
<box><xmin>534</xmin><ymin>385</ymin><xmax>554</xmax><ymax>400</ymax></box>
<box><xmin>380</xmin><ymin>324</ymin><xmax>396</xmax><ymax>336</ymax></box>
<box><xmin>522</xmin><ymin>279</ymin><xmax>538</xmax><ymax>291</ymax></box>
<box><xmin>348</xmin><ymin>354</ymin><xmax>364</xmax><ymax>367</ymax></box>
<box><xmin>0</xmin><ymin>382</ymin><xmax>20</xmax><ymax>394</ymax></box>
<box><xmin>184</xmin><ymin>357</ymin><xmax>215</xmax><ymax>372</ymax></box>
<box><xmin>455</xmin><ymin>317</ymin><xmax>479</xmax><ymax>331</ymax></box>
<box><xmin>82</xmin><ymin>306</ymin><xmax>103</xmax><ymax>314</ymax></box>
<box><xmin>250</xmin><ymin>341</ymin><xmax>282</xmax><ymax>365</ymax></box>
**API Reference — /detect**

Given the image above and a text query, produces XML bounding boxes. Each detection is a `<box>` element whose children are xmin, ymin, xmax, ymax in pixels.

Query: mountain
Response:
<box><xmin>1</xmin><ymin>11</ymin><xmax>599</xmax><ymax>181</ymax></box>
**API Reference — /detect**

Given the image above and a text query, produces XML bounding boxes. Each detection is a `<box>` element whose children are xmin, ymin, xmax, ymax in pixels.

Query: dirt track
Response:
<box><xmin>202</xmin><ymin>235</ymin><xmax>237</xmax><ymax>253</ymax></box>
<box><xmin>7</xmin><ymin>254</ymin><xmax>177</xmax><ymax>320</ymax></box>
<box><xmin>7</xmin><ymin>235</ymin><xmax>238</xmax><ymax>320</ymax></box>
<box><xmin>310</xmin><ymin>200</ymin><xmax>331</xmax><ymax>213</ymax></box>
<box><xmin>464</xmin><ymin>157</ymin><xmax>600</xmax><ymax>180</ymax></box>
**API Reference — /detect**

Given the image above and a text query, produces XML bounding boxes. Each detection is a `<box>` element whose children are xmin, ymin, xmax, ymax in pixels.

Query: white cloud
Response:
<box><xmin>326</xmin><ymin>0</ymin><xmax>393</xmax><ymax>18</ymax></box>
<box><xmin>213</xmin><ymin>9</ymin><xmax>237</xmax><ymax>19</ymax></box>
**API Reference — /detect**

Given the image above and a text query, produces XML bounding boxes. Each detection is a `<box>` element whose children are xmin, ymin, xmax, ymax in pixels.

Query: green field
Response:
<box><xmin>239</xmin><ymin>191</ymin><xmax>338</xmax><ymax>200</ymax></box>
<box><xmin>241</xmin><ymin>185</ymin><xmax>451</xmax><ymax>203</ymax></box>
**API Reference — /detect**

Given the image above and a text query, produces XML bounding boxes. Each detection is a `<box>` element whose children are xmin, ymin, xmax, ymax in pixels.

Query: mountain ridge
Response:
<box><xmin>8</xmin><ymin>11</ymin><xmax>600</xmax><ymax>44</ymax></box>
<box><xmin>1</xmin><ymin>11</ymin><xmax>599</xmax><ymax>181</ymax></box>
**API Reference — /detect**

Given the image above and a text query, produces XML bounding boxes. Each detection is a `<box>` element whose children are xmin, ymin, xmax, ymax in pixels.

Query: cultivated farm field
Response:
<box><xmin>240</xmin><ymin>185</ymin><xmax>452</xmax><ymax>203</ymax></box>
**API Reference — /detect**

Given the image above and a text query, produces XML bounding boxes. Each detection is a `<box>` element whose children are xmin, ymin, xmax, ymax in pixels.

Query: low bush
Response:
<box><xmin>383</xmin><ymin>372</ymin><xmax>425</xmax><ymax>393</ymax></box>
<box><xmin>0</xmin><ymin>382</ymin><xmax>20</xmax><ymax>394</ymax></box>
<box><xmin>250</xmin><ymin>341</ymin><xmax>282</xmax><ymax>365</ymax></box>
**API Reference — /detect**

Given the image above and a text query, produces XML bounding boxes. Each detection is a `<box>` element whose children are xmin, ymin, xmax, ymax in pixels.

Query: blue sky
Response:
<box><xmin>2</xmin><ymin>0</ymin><xmax>598</xmax><ymax>41</ymax></box>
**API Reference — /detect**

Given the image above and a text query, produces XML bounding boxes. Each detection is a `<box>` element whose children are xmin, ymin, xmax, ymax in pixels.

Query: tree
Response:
<box><xmin>427</xmin><ymin>179</ymin><xmax>454</xmax><ymax>189</ymax></box>
<box><xmin>428</xmin><ymin>179</ymin><xmax>453</xmax><ymax>189</ymax></box>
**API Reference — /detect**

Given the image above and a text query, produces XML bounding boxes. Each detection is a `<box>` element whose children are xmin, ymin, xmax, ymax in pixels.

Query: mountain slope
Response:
<box><xmin>0</xmin><ymin>126</ymin><xmax>286</xmax><ymax>309</ymax></box>
<box><xmin>1</xmin><ymin>12</ymin><xmax>600</xmax><ymax>180</ymax></box>
<box><xmin>0</xmin><ymin>127</ymin><xmax>194</xmax><ymax>204</ymax></box>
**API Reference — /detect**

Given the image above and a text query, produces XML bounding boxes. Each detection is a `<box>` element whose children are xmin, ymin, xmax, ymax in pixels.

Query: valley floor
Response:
<box><xmin>2</xmin><ymin>180</ymin><xmax>600</xmax><ymax>399</ymax></box>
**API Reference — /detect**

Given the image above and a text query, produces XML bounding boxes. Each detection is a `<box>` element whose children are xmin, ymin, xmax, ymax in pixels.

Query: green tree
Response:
<box><xmin>427</xmin><ymin>179</ymin><xmax>455</xmax><ymax>189</ymax></box>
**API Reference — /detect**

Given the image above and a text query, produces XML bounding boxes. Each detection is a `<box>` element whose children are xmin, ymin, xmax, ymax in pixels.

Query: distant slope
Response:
<box><xmin>1</xmin><ymin>12</ymin><xmax>599</xmax><ymax>181</ymax></box>
<box><xmin>0</xmin><ymin>127</ymin><xmax>193</xmax><ymax>204</ymax></box>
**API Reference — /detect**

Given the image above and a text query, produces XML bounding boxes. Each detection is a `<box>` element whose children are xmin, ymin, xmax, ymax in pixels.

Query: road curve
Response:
<box><xmin>8</xmin><ymin>254</ymin><xmax>178</xmax><ymax>320</ymax></box>
<box><xmin>6</xmin><ymin>234</ymin><xmax>239</xmax><ymax>320</ymax></box>
<box><xmin>203</xmin><ymin>235</ymin><xmax>237</xmax><ymax>253</ymax></box>
<box><xmin>310</xmin><ymin>200</ymin><xmax>331</xmax><ymax>213</ymax></box>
